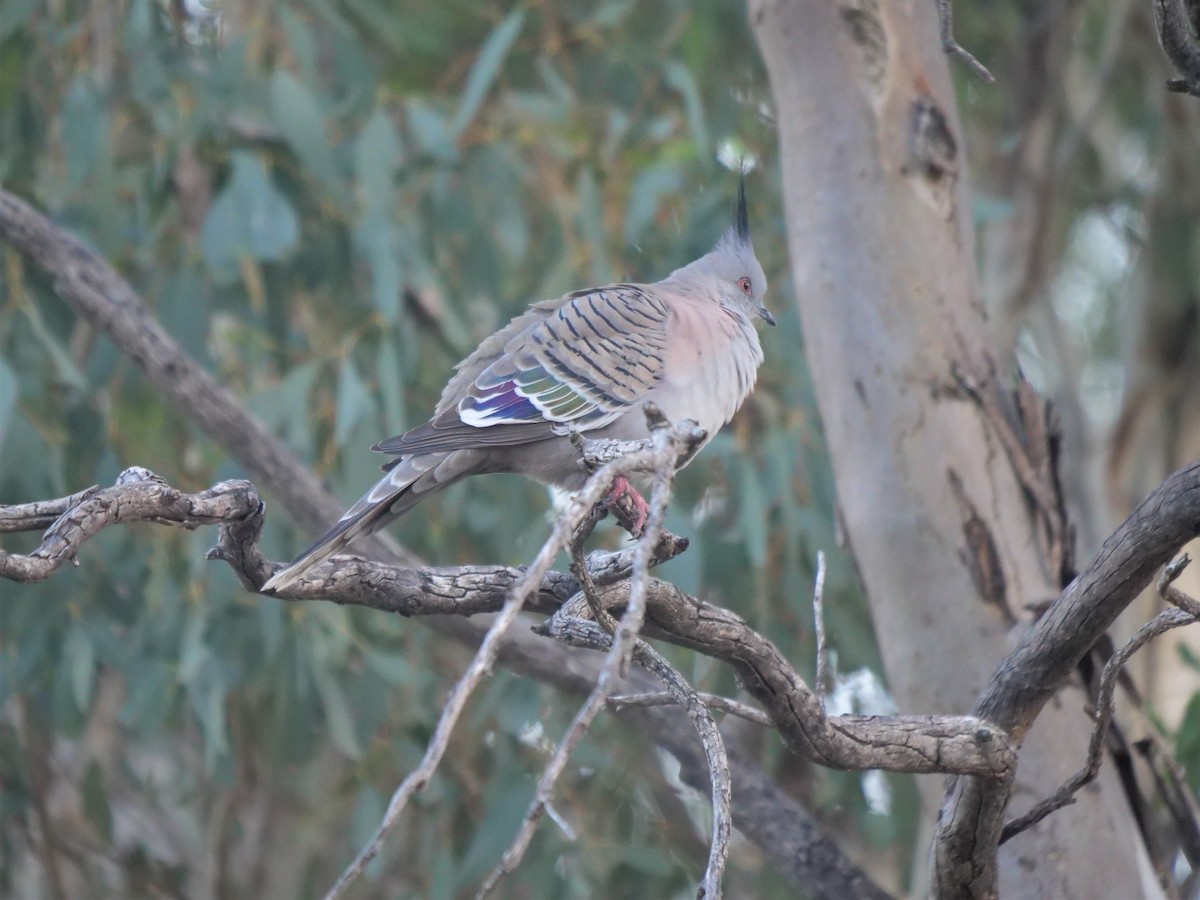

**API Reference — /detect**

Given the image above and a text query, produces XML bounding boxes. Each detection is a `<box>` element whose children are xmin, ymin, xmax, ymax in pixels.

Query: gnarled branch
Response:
<box><xmin>933</xmin><ymin>460</ymin><xmax>1200</xmax><ymax>898</ymax></box>
<box><xmin>1154</xmin><ymin>0</ymin><xmax>1200</xmax><ymax>96</ymax></box>
<box><xmin>2</xmin><ymin>469</ymin><xmax>1015</xmax><ymax>780</ymax></box>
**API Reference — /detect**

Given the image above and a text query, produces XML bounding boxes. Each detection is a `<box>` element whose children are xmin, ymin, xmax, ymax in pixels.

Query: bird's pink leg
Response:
<box><xmin>604</xmin><ymin>474</ymin><xmax>649</xmax><ymax>537</ymax></box>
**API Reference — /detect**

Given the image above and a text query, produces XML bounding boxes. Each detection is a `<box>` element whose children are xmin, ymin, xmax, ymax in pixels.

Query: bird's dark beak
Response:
<box><xmin>757</xmin><ymin>305</ymin><xmax>776</xmax><ymax>327</ymax></box>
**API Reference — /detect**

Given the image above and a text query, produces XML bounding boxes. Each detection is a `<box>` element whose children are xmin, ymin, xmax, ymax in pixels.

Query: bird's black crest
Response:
<box><xmin>735</xmin><ymin>171</ymin><xmax>750</xmax><ymax>244</ymax></box>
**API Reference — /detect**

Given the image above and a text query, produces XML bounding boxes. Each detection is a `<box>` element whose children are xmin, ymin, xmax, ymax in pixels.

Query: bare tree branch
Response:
<box><xmin>0</xmin><ymin>484</ymin><xmax>101</xmax><ymax>533</ymax></box>
<box><xmin>1000</xmin><ymin>557</ymin><xmax>1199</xmax><ymax>842</ymax></box>
<box><xmin>0</xmin><ymin>470</ymin><xmax>262</xmax><ymax>582</ymax></box>
<box><xmin>609</xmin><ymin>692</ymin><xmax>773</xmax><ymax>727</ymax></box>
<box><xmin>1154</xmin><ymin>0</ymin><xmax>1200</xmax><ymax>96</ymax></box>
<box><xmin>937</xmin><ymin>0</ymin><xmax>995</xmax><ymax>83</ymax></box>
<box><xmin>812</xmin><ymin>550</ymin><xmax>830</xmax><ymax>704</ymax></box>
<box><xmin>1</xmin><ymin>469</ymin><xmax>1017</xmax><ymax>779</ymax></box>
<box><xmin>934</xmin><ymin>460</ymin><xmax>1200</xmax><ymax>899</ymax></box>
<box><xmin>526</xmin><ymin>616</ymin><xmax>733</xmax><ymax>899</ymax></box>
<box><xmin>580</xmin><ymin>580</ymin><xmax>1016</xmax><ymax>776</ymax></box>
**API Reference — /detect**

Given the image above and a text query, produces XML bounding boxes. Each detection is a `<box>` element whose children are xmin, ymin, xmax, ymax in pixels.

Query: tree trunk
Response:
<box><xmin>750</xmin><ymin>1</ymin><xmax>1161</xmax><ymax>895</ymax></box>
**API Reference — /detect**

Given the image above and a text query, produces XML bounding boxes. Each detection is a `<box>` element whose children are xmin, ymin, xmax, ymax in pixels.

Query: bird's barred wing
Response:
<box><xmin>374</xmin><ymin>285</ymin><xmax>669</xmax><ymax>456</ymax></box>
<box><xmin>462</xmin><ymin>285</ymin><xmax>669</xmax><ymax>427</ymax></box>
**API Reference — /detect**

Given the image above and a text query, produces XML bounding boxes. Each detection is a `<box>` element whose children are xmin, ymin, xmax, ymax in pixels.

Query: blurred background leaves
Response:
<box><xmin>4</xmin><ymin>0</ymin><xmax>1200</xmax><ymax>897</ymax></box>
<box><xmin>0</xmin><ymin>1</ymin><xmax>873</xmax><ymax>897</ymax></box>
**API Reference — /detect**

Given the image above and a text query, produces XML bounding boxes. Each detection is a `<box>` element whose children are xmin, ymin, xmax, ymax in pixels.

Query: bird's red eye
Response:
<box><xmin>738</xmin><ymin>277</ymin><xmax>752</xmax><ymax>295</ymax></box>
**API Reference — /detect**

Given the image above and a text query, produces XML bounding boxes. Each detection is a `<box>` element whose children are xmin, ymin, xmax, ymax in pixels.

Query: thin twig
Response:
<box><xmin>609</xmin><ymin>691</ymin><xmax>773</xmax><ymax>727</ymax></box>
<box><xmin>1000</xmin><ymin>556</ymin><xmax>1199</xmax><ymax>843</ymax></box>
<box><xmin>473</xmin><ymin>627</ymin><xmax>619</xmax><ymax>899</ymax></box>
<box><xmin>632</xmin><ymin>639</ymin><xmax>732</xmax><ymax>899</ymax></box>
<box><xmin>1160</xmin><ymin>553</ymin><xmax>1200</xmax><ymax>617</ymax></box>
<box><xmin>570</xmin><ymin>506</ymin><xmax>619</xmax><ymax>634</ymax></box>
<box><xmin>522</xmin><ymin>617</ymin><xmax>733</xmax><ymax>899</ymax></box>
<box><xmin>585</xmin><ymin>530</ymin><xmax>691</xmax><ymax>585</ymax></box>
<box><xmin>543</xmin><ymin>801</ymin><xmax>577</xmax><ymax>843</ymax></box>
<box><xmin>812</xmin><ymin>551</ymin><xmax>830</xmax><ymax>705</ymax></box>
<box><xmin>323</xmin><ymin>442</ymin><xmax>671</xmax><ymax>900</ymax></box>
<box><xmin>937</xmin><ymin>0</ymin><xmax>995</xmax><ymax>83</ymax></box>
<box><xmin>612</xmin><ymin>408</ymin><xmax>678</xmax><ymax>678</ymax></box>
<box><xmin>476</xmin><ymin>408</ymin><xmax>690</xmax><ymax>897</ymax></box>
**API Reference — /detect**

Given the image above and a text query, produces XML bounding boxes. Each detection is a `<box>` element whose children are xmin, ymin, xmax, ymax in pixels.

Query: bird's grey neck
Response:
<box><xmin>660</xmin><ymin>267</ymin><xmax>724</xmax><ymax>297</ymax></box>
<box><xmin>663</xmin><ymin>251</ymin><xmax>720</xmax><ymax>284</ymax></box>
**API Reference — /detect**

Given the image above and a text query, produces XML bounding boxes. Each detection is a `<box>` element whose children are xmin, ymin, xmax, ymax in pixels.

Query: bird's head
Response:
<box><xmin>668</xmin><ymin>174</ymin><xmax>773</xmax><ymax>326</ymax></box>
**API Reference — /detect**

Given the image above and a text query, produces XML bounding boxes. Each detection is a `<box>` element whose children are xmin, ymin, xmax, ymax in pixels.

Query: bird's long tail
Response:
<box><xmin>261</xmin><ymin>453</ymin><xmax>452</xmax><ymax>593</ymax></box>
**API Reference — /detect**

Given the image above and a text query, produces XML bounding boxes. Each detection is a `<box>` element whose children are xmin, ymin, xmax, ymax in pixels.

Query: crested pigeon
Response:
<box><xmin>262</xmin><ymin>179</ymin><xmax>772</xmax><ymax>593</ymax></box>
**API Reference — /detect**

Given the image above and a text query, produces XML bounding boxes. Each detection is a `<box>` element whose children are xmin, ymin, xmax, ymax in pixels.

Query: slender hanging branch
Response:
<box><xmin>937</xmin><ymin>0</ymin><xmax>996</xmax><ymax>83</ymax></box>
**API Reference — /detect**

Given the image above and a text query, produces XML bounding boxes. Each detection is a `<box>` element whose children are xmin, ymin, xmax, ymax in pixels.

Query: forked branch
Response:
<box><xmin>933</xmin><ymin>460</ymin><xmax>1200</xmax><ymax>899</ymax></box>
<box><xmin>1000</xmin><ymin>556</ymin><xmax>1200</xmax><ymax>842</ymax></box>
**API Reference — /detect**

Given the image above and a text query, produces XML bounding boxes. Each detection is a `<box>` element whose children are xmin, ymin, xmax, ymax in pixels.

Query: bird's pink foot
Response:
<box><xmin>604</xmin><ymin>475</ymin><xmax>649</xmax><ymax>536</ymax></box>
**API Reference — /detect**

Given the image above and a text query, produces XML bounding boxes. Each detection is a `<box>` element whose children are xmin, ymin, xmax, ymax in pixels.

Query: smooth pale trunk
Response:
<box><xmin>750</xmin><ymin>1</ymin><xmax>1161</xmax><ymax>896</ymax></box>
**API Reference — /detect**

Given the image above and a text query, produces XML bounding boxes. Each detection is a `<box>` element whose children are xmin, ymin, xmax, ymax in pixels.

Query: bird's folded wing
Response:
<box><xmin>374</xmin><ymin>285</ymin><xmax>670</xmax><ymax>456</ymax></box>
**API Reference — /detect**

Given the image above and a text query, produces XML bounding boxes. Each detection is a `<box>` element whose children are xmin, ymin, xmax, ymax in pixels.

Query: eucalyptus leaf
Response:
<box><xmin>187</xmin><ymin>659</ymin><xmax>230</xmax><ymax>770</ymax></box>
<box><xmin>0</xmin><ymin>356</ymin><xmax>16</xmax><ymax>451</ymax></box>
<box><xmin>355</xmin><ymin>108</ymin><xmax>403</xmax><ymax>210</ymax></box>
<box><xmin>375</xmin><ymin>336</ymin><xmax>407</xmax><ymax>437</ymax></box>
<box><xmin>62</xmin><ymin>77</ymin><xmax>108</xmax><ymax>189</ymax></box>
<box><xmin>449</xmin><ymin>10</ymin><xmax>525</xmax><ymax>142</ymax></box>
<box><xmin>201</xmin><ymin>152</ymin><xmax>300</xmax><ymax>282</ymax></box>
<box><xmin>269</xmin><ymin>70</ymin><xmax>352</xmax><ymax>208</ymax></box>
<box><xmin>82</xmin><ymin>760</ymin><xmax>113</xmax><ymax>843</ymax></box>
<box><xmin>355</xmin><ymin>211</ymin><xmax>403</xmax><ymax>320</ymax></box>
<box><xmin>279</xmin><ymin>8</ymin><xmax>319</xmax><ymax>83</ymax></box>
<box><xmin>65</xmin><ymin>622</ymin><xmax>96</xmax><ymax>712</ymax></box>
<box><xmin>662</xmin><ymin>59</ymin><xmax>708</xmax><ymax>157</ymax></box>
<box><xmin>0</xmin><ymin>0</ymin><xmax>37</xmax><ymax>43</ymax></box>
<box><xmin>623</xmin><ymin>164</ymin><xmax>682</xmax><ymax>243</ymax></box>
<box><xmin>178</xmin><ymin>606</ymin><xmax>210</xmax><ymax>685</ymax></box>
<box><xmin>577</xmin><ymin>167</ymin><xmax>610</xmax><ymax>284</ymax></box>
<box><xmin>406</xmin><ymin>97</ymin><xmax>455</xmax><ymax>162</ymax></box>
<box><xmin>334</xmin><ymin>357</ymin><xmax>371</xmax><ymax>447</ymax></box>
<box><xmin>737</xmin><ymin>454</ymin><xmax>769</xmax><ymax>569</ymax></box>
<box><xmin>313</xmin><ymin>664</ymin><xmax>363</xmax><ymax>760</ymax></box>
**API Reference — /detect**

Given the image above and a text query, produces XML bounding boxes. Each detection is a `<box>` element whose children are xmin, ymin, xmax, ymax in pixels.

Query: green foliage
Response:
<box><xmin>0</xmin><ymin>0</ymin><xmax>886</xmax><ymax>896</ymax></box>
